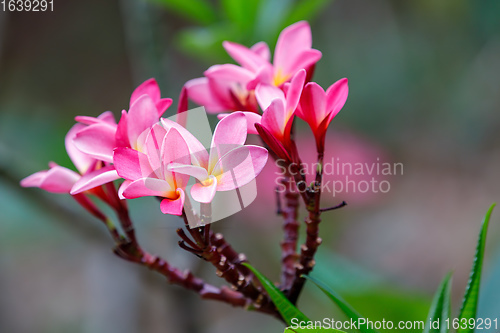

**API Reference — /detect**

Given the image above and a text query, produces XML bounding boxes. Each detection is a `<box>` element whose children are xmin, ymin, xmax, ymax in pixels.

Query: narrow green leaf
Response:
<box><xmin>457</xmin><ymin>203</ymin><xmax>496</xmax><ymax>333</ymax></box>
<box><xmin>242</xmin><ymin>263</ymin><xmax>309</xmax><ymax>326</ymax></box>
<box><xmin>423</xmin><ymin>272</ymin><xmax>452</xmax><ymax>333</ymax></box>
<box><xmin>149</xmin><ymin>0</ymin><xmax>217</xmax><ymax>25</ymax></box>
<box><xmin>303</xmin><ymin>275</ymin><xmax>380</xmax><ymax>333</ymax></box>
<box><xmin>283</xmin><ymin>0</ymin><xmax>333</xmax><ymax>28</ymax></box>
<box><xmin>284</xmin><ymin>327</ymin><xmax>346</xmax><ymax>333</ymax></box>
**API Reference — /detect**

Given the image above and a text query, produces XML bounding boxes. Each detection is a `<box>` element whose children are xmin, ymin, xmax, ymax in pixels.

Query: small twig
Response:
<box><xmin>178</xmin><ymin>241</ymin><xmax>203</xmax><ymax>254</ymax></box>
<box><xmin>320</xmin><ymin>201</ymin><xmax>347</xmax><ymax>212</ymax></box>
<box><xmin>177</xmin><ymin>228</ymin><xmax>201</xmax><ymax>250</ymax></box>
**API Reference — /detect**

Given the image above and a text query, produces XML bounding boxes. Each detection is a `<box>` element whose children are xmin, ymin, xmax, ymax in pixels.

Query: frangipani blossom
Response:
<box><xmin>224</xmin><ymin>21</ymin><xmax>321</xmax><ymax>88</ymax></box>
<box><xmin>185</xmin><ymin>21</ymin><xmax>321</xmax><ymax>113</ymax></box>
<box><xmin>185</xmin><ymin>64</ymin><xmax>258</xmax><ymax>114</ymax></box>
<box><xmin>114</xmin><ymin>126</ymin><xmax>190</xmax><ymax>215</ymax></box>
<box><xmin>20</xmin><ymin>122</ymin><xmax>109</xmax><ymax>220</ymax></box>
<box><xmin>71</xmin><ymin>79</ymin><xmax>172</xmax><ymax>194</ymax></box>
<box><xmin>296</xmin><ymin>78</ymin><xmax>349</xmax><ymax>153</ymax></box>
<box><xmin>167</xmin><ymin>112</ymin><xmax>268</xmax><ymax>204</ymax></box>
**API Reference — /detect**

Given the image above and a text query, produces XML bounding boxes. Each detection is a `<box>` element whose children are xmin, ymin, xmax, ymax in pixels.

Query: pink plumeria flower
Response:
<box><xmin>20</xmin><ymin>122</ymin><xmax>109</xmax><ymax>220</ymax></box>
<box><xmin>166</xmin><ymin>112</ymin><xmax>269</xmax><ymax>204</ymax></box>
<box><xmin>71</xmin><ymin>79</ymin><xmax>172</xmax><ymax>194</ymax></box>
<box><xmin>296</xmin><ymin>78</ymin><xmax>349</xmax><ymax>153</ymax></box>
<box><xmin>225</xmin><ymin>21</ymin><xmax>321</xmax><ymax>88</ymax></box>
<box><xmin>113</xmin><ymin>126</ymin><xmax>191</xmax><ymax>215</ymax></box>
<box><xmin>185</xmin><ymin>21</ymin><xmax>321</xmax><ymax>113</ymax></box>
<box><xmin>185</xmin><ymin>64</ymin><xmax>259</xmax><ymax>114</ymax></box>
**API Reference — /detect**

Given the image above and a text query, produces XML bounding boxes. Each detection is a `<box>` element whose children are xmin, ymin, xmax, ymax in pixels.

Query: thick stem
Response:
<box><xmin>140</xmin><ymin>253</ymin><xmax>247</xmax><ymax>307</ymax></box>
<box><xmin>279</xmin><ymin>173</ymin><xmax>300</xmax><ymax>293</ymax></box>
<box><xmin>179</xmin><ymin>211</ymin><xmax>281</xmax><ymax>319</ymax></box>
<box><xmin>288</xmin><ymin>153</ymin><xmax>324</xmax><ymax>304</ymax></box>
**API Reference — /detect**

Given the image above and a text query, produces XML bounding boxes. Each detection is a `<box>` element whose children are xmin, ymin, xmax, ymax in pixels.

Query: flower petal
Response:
<box><xmin>219</xmin><ymin>112</ymin><xmax>262</xmax><ymax>135</ymax></box>
<box><xmin>155</xmin><ymin>98</ymin><xmax>173</xmax><ymax>116</ymax></box>
<box><xmin>22</xmin><ymin>166</ymin><xmax>80</xmax><ymax>194</ymax></box>
<box><xmin>251</xmin><ymin>41</ymin><xmax>271</xmax><ymax>62</ymax></box>
<box><xmin>273</xmin><ymin>21</ymin><xmax>317</xmax><ymax>76</ymax></box>
<box><xmin>255</xmin><ymin>84</ymin><xmax>285</xmax><ymax>111</ymax></box>
<box><xmin>177</xmin><ymin>86</ymin><xmax>188</xmax><ymax>114</ymax></box>
<box><xmin>98</xmin><ymin>110</ymin><xmax>117</xmax><ymax>124</ymax></box>
<box><xmin>75</xmin><ymin>111</ymin><xmax>116</xmax><ymax>126</ymax></box>
<box><xmin>118</xmin><ymin>180</ymin><xmax>131</xmax><ymax>200</ymax></box>
<box><xmin>185</xmin><ymin>77</ymin><xmax>227</xmax><ymax>113</ymax></box>
<box><xmin>70</xmin><ymin>166</ymin><xmax>119</xmax><ymax>194</ymax></box>
<box><xmin>127</xmin><ymin>95</ymin><xmax>159</xmax><ymax>149</ymax></box>
<box><xmin>212</xmin><ymin>145</ymin><xmax>268</xmax><ymax>191</ymax></box>
<box><xmin>65</xmin><ymin>123</ymin><xmax>95</xmax><ymax>174</ymax></box>
<box><xmin>167</xmin><ymin>163</ymin><xmax>208</xmax><ymax>182</ymax></box>
<box><xmin>205</xmin><ymin>64</ymin><xmax>254</xmax><ymax>83</ymax></box>
<box><xmin>261</xmin><ymin>99</ymin><xmax>287</xmax><ymax>140</ymax></box>
<box><xmin>326</xmin><ymin>78</ymin><xmax>349</xmax><ymax>121</ymax></box>
<box><xmin>122</xmin><ymin>177</ymin><xmax>174</xmax><ymax>199</ymax></box>
<box><xmin>297</xmin><ymin>82</ymin><xmax>327</xmax><ymax>130</ymax></box>
<box><xmin>285</xmin><ymin>50</ymin><xmax>322</xmax><ymax>80</ymax></box>
<box><xmin>223</xmin><ymin>41</ymin><xmax>268</xmax><ymax>72</ymax></box>
<box><xmin>191</xmin><ymin>176</ymin><xmax>217</xmax><ymax>203</ymax></box>
<box><xmin>161</xmin><ymin>118</ymin><xmax>209</xmax><ymax>169</ymax></box>
<box><xmin>114</xmin><ymin>147</ymin><xmax>154</xmax><ymax>180</ymax></box>
<box><xmin>20</xmin><ymin>170</ymin><xmax>48</xmax><ymax>188</ymax></box>
<box><xmin>115</xmin><ymin>110</ymin><xmax>130</xmax><ymax>148</ymax></box>
<box><xmin>284</xmin><ymin>69</ymin><xmax>306</xmax><ymax>113</ymax></box>
<box><xmin>246</xmin><ymin>65</ymin><xmax>274</xmax><ymax>90</ymax></box>
<box><xmin>162</xmin><ymin>128</ymin><xmax>191</xmax><ymax>189</ymax></box>
<box><xmin>144</xmin><ymin>124</ymin><xmax>167</xmax><ymax>176</ymax></box>
<box><xmin>73</xmin><ymin>123</ymin><xmax>117</xmax><ymax>163</ymax></box>
<box><xmin>255</xmin><ymin>123</ymin><xmax>290</xmax><ymax>161</ymax></box>
<box><xmin>160</xmin><ymin>190</ymin><xmax>185</xmax><ymax>215</ymax></box>
<box><xmin>130</xmin><ymin>78</ymin><xmax>161</xmax><ymax>106</ymax></box>
<box><xmin>209</xmin><ymin>112</ymin><xmax>247</xmax><ymax>172</ymax></box>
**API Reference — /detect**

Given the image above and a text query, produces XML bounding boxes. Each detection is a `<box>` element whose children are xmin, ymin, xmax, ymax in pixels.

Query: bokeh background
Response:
<box><xmin>1</xmin><ymin>0</ymin><xmax>500</xmax><ymax>332</ymax></box>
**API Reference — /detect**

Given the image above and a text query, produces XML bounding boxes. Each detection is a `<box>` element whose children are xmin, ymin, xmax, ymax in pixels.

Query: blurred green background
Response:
<box><xmin>1</xmin><ymin>0</ymin><xmax>500</xmax><ymax>332</ymax></box>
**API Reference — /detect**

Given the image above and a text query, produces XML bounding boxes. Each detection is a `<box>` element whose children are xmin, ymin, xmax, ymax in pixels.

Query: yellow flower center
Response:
<box><xmin>273</xmin><ymin>69</ymin><xmax>289</xmax><ymax>87</ymax></box>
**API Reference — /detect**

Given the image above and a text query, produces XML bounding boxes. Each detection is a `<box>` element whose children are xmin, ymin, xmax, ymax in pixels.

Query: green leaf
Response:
<box><xmin>283</xmin><ymin>0</ymin><xmax>333</xmax><ymax>28</ymax></box>
<box><xmin>303</xmin><ymin>275</ymin><xmax>380</xmax><ymax>333</ymax></box>
<box><xmin>242</xmin><ymin>263</ymin><xmax>309</xmax><ymax>326</ymax></box>
<box><xmin>457</xmin><ymin>203</ymin><xmax>496</xmax><ymax>333</ymax></box>
<box><xmin>221</xmin><ymin>0</ymin><xmax>261</xmax><ymax>33</ymax></box>
<box><xmin>284</xmin><ymin>327</ymin><xmax>347</xmax><ymax>333</ymax></box>
<box><xmin>149</xmin><ymin>0</ymin><xmax>217</xmax><ymax>25</ymax></box>
<box><xmin>423</xmin><ymin>272</ymin><xmax>452</xmax><ymax>333</ymax></box>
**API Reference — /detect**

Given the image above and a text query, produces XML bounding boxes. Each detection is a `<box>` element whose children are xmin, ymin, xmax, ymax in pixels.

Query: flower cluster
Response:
<box><xmin>21</xmin><ymin>79</ymin><xmax>268</xmax><ymax>216</ymax></box>
<box><xmin>186</xmin><ymin>20</ymin><xmax>349</xmax><ymax>160</ymax></box>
